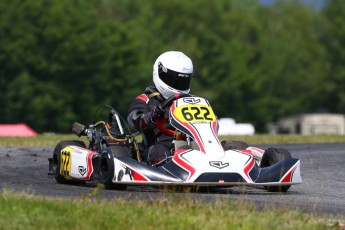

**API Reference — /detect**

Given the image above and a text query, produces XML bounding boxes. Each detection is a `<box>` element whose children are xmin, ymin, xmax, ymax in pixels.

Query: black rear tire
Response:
<box><xmin>52</xmin><ymin>140</ymin><xmax>86</xmax><ymax>184</ymax></box>
<box><xmin>260</xmin><ymin>148</ymin><xmax>292</xmax><ymax>192</ymax></box>
<box><xmin>221</xmin><ymin>140</ymin><xmax>249</xmax><ymax>150</ymax></box>
<box><xmin>100</xmin><ymin>146</ymin><xmax>130</xmax><ymax>190</ymax></box>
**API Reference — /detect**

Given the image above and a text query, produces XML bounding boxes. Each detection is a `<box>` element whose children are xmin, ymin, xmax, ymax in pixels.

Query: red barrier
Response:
<box><xmin>0</xmin><ymin>123</ymin><xmax>37</xmax><ymax>136</ymax></box>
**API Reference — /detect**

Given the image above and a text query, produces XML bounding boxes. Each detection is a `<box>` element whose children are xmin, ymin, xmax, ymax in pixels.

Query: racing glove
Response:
<box><xmin>150</xmin><ymin>105</ymin><xmax>165</xmax><ymax>121</ymax></box>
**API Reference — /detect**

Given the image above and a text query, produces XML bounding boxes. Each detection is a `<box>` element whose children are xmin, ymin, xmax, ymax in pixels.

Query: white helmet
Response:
<box><xmin>153</xmin><ymin>51</ymin><xmax>193</xmax><ymax>99</ymax></box>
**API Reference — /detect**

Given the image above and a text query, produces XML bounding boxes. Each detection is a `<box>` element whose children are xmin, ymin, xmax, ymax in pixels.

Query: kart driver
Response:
<box><xmin>127</xmin><ymin>51</ymin><xmax>194</xmax><ymax>166</ymax></box>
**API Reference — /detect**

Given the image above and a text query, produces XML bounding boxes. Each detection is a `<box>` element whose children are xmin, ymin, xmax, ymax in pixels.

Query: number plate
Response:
<box><xmin>60</xmin><ymin>147</ymin><xmax>73</xmax><ymax>177</ymax></box>
<box><xmin>173</xmin><ymin>104</ymin><xmax>216</xmax><ymax>123</ymax></box>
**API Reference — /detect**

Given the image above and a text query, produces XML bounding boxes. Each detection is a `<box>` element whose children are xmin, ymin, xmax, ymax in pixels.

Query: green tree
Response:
<box><xmin>0</xmin><ymin>0</ymin><xmax>335</xmax><ymax>134</ymax></box>
<box><xmin>0</xmin><ymin>0</ymin><xmax>123</xmax><ymax>132</ymax></box>
<box><xmin>322</xmin><ymin>0</ymin><xmax>345</xmax><ymax>113</ymax></box>
<box><xmin>244</xmin><ymin>2</ymin><xmax>328</xmax><ymax>130</ymax></box>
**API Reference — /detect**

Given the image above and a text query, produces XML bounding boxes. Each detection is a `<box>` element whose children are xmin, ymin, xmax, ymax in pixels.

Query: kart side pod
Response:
<box><xmin>48</xmin><ymin>145</ymin><xmax>101</xmax><ymax>182</ymax></box>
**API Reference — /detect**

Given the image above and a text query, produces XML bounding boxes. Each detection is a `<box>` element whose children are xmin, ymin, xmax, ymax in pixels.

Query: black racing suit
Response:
<box><xmin>127</xmin><ymin>86</ymin><xmax>175</xmax><ymax>166</ymax></box>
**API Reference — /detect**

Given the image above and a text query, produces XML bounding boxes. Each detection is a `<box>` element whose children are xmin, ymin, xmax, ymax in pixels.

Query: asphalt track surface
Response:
<box><xmin>0</xmin><ymin>143</ymin><xmax>344</xmax><ymax>216</ymax></box>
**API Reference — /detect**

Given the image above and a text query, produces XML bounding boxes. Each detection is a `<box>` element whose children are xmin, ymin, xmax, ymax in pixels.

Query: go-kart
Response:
<box><xmin>48</xmin><ymin>94</ymin><xmax>302</xmax><ymax>192</ymax></box>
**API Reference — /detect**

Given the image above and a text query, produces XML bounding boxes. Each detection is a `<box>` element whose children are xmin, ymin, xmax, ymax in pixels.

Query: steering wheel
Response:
<box><xmin>156</xmin><ymin>93</ymin><xmax>190</xmax><ymax>136</ymax></box>
<box><xmin>161</xmin><ymin>93</ymin><xmax>190</xmax><ymax>109</ymax></box>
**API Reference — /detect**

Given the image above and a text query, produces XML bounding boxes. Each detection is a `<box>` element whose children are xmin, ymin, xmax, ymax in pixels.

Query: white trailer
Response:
<box><xmin>268</xmin><ymin>113</ymin><xmax>345</xmax><ymax>135</ymax></box>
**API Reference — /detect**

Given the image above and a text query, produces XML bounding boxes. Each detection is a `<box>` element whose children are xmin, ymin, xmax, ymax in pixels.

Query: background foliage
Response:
<box><xmin>0</xmin><ymin>0</ymin><xmax>343</xmax><ymax>133</ymax></box>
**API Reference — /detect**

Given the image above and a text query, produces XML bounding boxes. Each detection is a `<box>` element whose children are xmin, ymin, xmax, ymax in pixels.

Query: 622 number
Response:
<box><xmin>181</xmin><ymin>106</ymin><xmax>214</xmax><ymax>122</ymax></box>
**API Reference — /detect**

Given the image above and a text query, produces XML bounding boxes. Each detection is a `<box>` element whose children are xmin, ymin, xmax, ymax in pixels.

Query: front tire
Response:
<box><xmin>260</xmin><ymin>148</ymin><xmax>292</xmax><ymax>192</ymax></box>
<box><xmin>100</xmin><ymin>146</ymin><xmax>130</xmax><ymax>190</ymax></box>
<box><xmin>52</xmin><ymin>140</ymin><xmax>86</xmax><ymax>184</ymax></box>
<box><xmin>221</xmin><ymin>140</ymin><xmax>249</xmax><ymax>150</ymax></box>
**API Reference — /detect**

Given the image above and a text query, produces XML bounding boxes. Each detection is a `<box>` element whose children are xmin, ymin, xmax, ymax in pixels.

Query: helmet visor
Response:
<box><xmin>158</xmin><ymin>62</ymin><xmax>192</xmax><ymax>91</ymax></box>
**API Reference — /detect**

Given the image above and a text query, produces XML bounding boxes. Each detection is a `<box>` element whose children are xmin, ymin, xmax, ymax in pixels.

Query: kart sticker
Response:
<box><xmin>183</xmin><ymin>98</ymin><xmax>201</xmax><ymax>104</ymax></box>
<box><xmin>78</xmin><ymin>166</ymin><xmax>86</xmax><ymax>176</ymax></box>
<box><xmin>60</xmin><ymin>147</ymin><xmax>73</xmax><ymax>178</ymax></box>
<box><xmin>209</xmin><ymin>161</ymin><xmax>230</xmax><ymax>169</ymax></box>
<box><xmin>173</xmin><ymin>105</ymin><xmax>216</xmax><ymax>123</ymax></box>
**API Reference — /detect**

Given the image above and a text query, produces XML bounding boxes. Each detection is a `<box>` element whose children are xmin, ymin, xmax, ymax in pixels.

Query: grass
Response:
<box><xmin>0</xmin><ymin>189</ymin><xmax>341</xmax><ymax>230</ymax></box>
<box><xmin>219</xmin><ymin>134</ymin><xmax>345</xmax><ymax>145</ymax></box>
<box><xmin>1</xmin><ymin>133</ymin><xmax>345</xmax><ymax>147</ymax></box>
<box><xmin>0</xmin><ymin>134</ymin><xmax>84</xmax><ymax>147</ymax></box>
